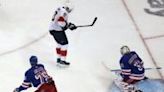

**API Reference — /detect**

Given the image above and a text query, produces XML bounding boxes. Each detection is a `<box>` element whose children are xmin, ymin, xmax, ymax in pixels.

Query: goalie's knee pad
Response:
<box><xmin>114</xmin><ymin>79</ymin><xmax>137</xmax><ymax>92</ymax></box>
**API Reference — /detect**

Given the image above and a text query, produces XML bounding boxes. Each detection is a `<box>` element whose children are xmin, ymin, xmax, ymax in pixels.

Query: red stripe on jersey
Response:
<box><xmin>22</xmin><ymin>82</ymin><xmax>31</xmax><ymax>86</ymax></box>
<box><xmin>121</xmin><ymin>69</ymin><xmax>131</xmax><ymax>75</ymax></box>
<box><xmin>129</xmin><ymin>76</ymin><xmax>145</xmax><ymax>80</ymax></box>
<box><xmin>122</xmin><ymin>69</ymin><xmax>131</xmax><ymax>72</ymax></box>
<box><xmin>21</xmin><ymin>82</ymin><xmax>31</xmax><ymax>88</ymax></box>
<box><xmin>121</xmin><ymin>72</ymin><xmax>131</xmax><ymax>75</ymax></box>
<box><xmin>58</xmin><ymin>16</ymin><xmax>65</xmax><ymax>22</ymax></box>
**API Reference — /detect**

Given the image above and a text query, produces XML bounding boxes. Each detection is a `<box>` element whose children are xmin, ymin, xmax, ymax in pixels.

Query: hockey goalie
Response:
<box><xmin>110</xmin><ymin>46</ymin><xmax>164</xmax><ymax>92</ymax></box>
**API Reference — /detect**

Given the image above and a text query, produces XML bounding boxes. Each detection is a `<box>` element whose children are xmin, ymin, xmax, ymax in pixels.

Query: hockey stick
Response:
<box><xmin>101</xmin><ymin>61</ymin><xmax>162</xmax><ymax>72</ymax></box>
<box><xmin>76</xmin><ymin>17</ymin><xmax>98</xmax><ymax>28</ymax></box>
<box><xmin>110</xmin><ymin>67</ymin><xmax>162</xmax><ymax>72</ymax></box>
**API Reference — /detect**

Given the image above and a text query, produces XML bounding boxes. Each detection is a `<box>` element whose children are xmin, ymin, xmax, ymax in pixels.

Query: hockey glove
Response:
<box><xmin>47</xmin><ymin>77</ymin><xmax>55</xmax><ymax>85</ymax></box>
<box><xmin>68</xmin><ymin>23</ymin><xmax>77</xmax><ymax>30</ymax></box>
<box><xmin>61</xmin><ymin>24</ymin><xmax>69</xmax><ymax>31</ymax></box>
<box><xmin>13</xmin><ymin>88</ymin><xmax>20</xmax><ymax>92</ymax></box>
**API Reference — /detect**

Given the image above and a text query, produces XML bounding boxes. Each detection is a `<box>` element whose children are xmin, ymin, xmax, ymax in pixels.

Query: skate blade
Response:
<box><xmin>56</xmin><ymin>63</ymin><xmax>70</xmax><ymax>68</ymax></box>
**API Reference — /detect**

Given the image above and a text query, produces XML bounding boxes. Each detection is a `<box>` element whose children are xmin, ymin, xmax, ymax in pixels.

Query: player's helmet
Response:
<box><xmin>62</xmin><ymin>3</ymin><xmax>73</xmax><ymax>13</ymax></box>
<box><xmin>120</xmin><ymin>45</ymin><xmax>130</xmax><ymax>55</ymax></box>
<box><xmin>29</xmin><ymin>55</ymin><xmax>38</xmax><ymax>67</ymax></box>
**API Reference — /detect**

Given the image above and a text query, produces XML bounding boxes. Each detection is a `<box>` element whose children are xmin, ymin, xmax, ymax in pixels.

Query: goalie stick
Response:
<box><xmin>110</xmin><ymin>67</ymin><xmax>162</xmax><ymax>72</ymax></box>
<box><xmin>101</xmin><ymin>61</ymin><xmax>162</xmax><ymax>72</ymax></box>
<box><xmin>76</xmin><ymin>17</ymin><xmax>97</xmax><ymax>28</ymax></box>
<box><xmin>101</xmin><ymin>62</ymin><xmax>143</xmax><ymax>92</ymax></box>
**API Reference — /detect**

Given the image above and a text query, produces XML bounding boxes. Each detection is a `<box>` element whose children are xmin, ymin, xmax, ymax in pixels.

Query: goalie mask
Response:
<box><xmin>120</xmin><ymin>45</ymin><xmax>130</xmax><ymax>55</ymax></box>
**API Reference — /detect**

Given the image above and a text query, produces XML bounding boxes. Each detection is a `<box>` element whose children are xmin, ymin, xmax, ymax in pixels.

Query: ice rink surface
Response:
<box><xmin>0</xmin><ymin>0</ymin><xmax>164</xmax><ymax>92</ymax></box>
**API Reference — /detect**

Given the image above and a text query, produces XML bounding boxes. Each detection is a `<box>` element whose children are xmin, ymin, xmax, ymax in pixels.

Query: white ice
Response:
<box><xmin>0</xmin><ymin>0</ymin><xmax>164</xmax><ymax>92</ymax></box>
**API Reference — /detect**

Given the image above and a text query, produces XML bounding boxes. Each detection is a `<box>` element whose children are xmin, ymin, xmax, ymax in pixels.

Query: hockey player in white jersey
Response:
<box><xmin>114</xmin><ymin>46</ymin><xmax>146</xmax><ymax>92</ymax></box>
<box><xmin>49</xmin><ymin>4</ymin><xmax>77</xmax><ymax>66</ymax></box>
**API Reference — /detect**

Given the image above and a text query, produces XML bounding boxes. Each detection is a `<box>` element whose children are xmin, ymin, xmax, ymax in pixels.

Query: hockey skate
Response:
<box><xmin>56</xmin><ymin>59</ymin><xmax>70</xmax><ymax>68</ymax></box>
<box><xmin>57</xmin><ymin>58</ymin><xmax>61</xmax><ymax>63</ymax></box>
<box><xmin>59</xmin><ymin>60</ymin><xmax>70</xmax><ymax>65</ymax></box>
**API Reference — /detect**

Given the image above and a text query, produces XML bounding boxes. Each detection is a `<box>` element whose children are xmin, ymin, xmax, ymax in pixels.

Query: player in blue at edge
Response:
<box><xmin>115</xmin><ymin>46</ymin><xmax>147</xmax><ymax>92</ymax></box>
<box><xmin>13</xmin><ymin>56</ymin><xmax>57</xmax><ymax>92</ymax></box>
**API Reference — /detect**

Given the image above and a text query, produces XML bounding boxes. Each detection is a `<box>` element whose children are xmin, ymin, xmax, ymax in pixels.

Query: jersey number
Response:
<box><xmin>35</xmin><ymin>71</ymin><xmax>49</xmax><ymax>83</ymax></box>
<box><xmin>133</xmin><ymin>60</ymin><xmax>144</xmax><ymax>71</ymax></box>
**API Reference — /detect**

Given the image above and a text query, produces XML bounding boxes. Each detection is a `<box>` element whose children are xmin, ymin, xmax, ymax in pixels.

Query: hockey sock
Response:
<box><xmin>56</xmin><ymin>48</ymin><xmax>61</xmax><ymax>59</ymax></box>
<box><xmin>60</xmin><ymin>44</ymin><xmax>68</xmax><ymax>61</ymax></box>
<box><xmin>60</xmin><ymin>50</ymin><xmax>67</xmax><ymax>61</ymax></box>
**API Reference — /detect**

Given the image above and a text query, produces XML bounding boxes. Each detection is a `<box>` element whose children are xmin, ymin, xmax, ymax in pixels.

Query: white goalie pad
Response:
<box><xmin>109</xmin><ymin>79</ymin><xmax>164</xmax><ymax>92</ymax></box>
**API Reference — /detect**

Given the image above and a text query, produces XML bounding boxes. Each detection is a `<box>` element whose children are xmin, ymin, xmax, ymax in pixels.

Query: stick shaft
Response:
<box><xmin>111</xmin><ymin>67</ymin><xmax>162</xmax><ymax>72</ymax></box>
<box><xmin>76</xmin><ymin>17</ymin><xmax>97</xmax><ymax>28</ymax></box>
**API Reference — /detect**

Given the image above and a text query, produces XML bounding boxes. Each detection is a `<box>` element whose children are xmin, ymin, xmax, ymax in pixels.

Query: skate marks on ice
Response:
<box><xmin>110</xmin><ymin>79</ymin><xmax>164</xmax><ymax>92</ymax></box>
<box><xmin>0</xmin><ymin>32</ymin><xmax>48</xmax><ymax>57</ymax></box>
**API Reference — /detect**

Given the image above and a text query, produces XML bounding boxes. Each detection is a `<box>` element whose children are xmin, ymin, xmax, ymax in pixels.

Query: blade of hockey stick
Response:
<box><xmin>91</xmin><ymin>17</ymin><xmax>97</xmax><ymax>26</ymax></box>
<box><xmin>76</xmin><ymin>17</ymin><xmax>97</xmax><ymax>27</ymax></box>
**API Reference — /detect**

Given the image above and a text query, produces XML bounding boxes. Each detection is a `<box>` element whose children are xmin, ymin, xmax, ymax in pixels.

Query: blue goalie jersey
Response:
<box><xmin>120</xmin><ymin>51</ymin><xmax>145</xmax><ymax>80</ymax></box>
<box><xmin>18</xmin><ymin>64</ymin><xmax>50</xmax><ymax>91</ymax></box>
